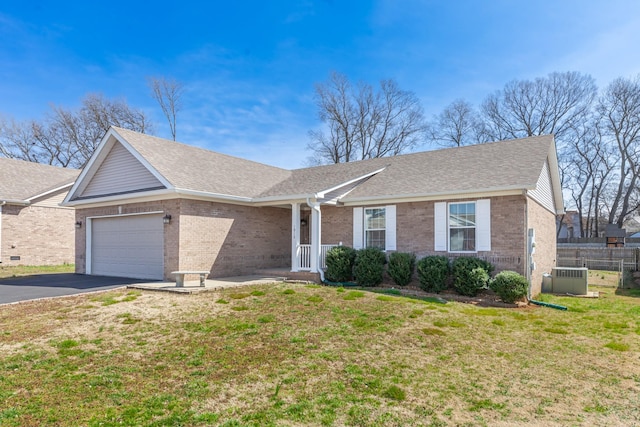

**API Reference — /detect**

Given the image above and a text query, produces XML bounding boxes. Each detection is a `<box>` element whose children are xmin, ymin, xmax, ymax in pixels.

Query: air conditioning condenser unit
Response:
<box><xmin>551</xmin><ymin>267</ymin><xmax>588</xmax><ymax>295</ymax></box>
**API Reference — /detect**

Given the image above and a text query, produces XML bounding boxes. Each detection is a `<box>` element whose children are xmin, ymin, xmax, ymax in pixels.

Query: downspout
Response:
<box><xmin>306</xmin><ymin>196</ymin><xmax>325</xmax><ymax>282</ymax></box>
<box><xmin>524</xmin><ymin>192</ymin><xmax>532</xmax><ymax>300</ymax></box>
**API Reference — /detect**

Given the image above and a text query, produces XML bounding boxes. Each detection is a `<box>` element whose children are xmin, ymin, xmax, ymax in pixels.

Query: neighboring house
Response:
<box><xmin>0</xmin><ymin>158</ymin><xmax>79</xmax><ymax>266</ymax></box>
<box><xmin>63</xmin><ymin>127</ymin><xmax>563</xmax><ymax>296</ymax></box>
<box><xmin>623</xmin><ymin>215</ymin><xmax>640</xmax><ymax>236</ymax></box>
<box><xmin>557</xmin><ymin>210</ymin><xmax>583</xmax><ymax>239</ymax></box>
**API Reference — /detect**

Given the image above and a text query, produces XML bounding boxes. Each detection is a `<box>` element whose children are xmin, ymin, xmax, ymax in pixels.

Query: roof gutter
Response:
<box><xmin>62</xmin><ymin>187</ymin><xmax>254</xmax><ymax>207</ymax></box>
<box><xmin>251</xmin><ymin>193</ymin><xmax>316</xmax><ymax>204</ymax></box>
<box><xmin>340</xmin><ymin>186</ymin><xmax>530</xmax><ymax>205</ymax></box>
<box><xmin>173</xmin><ymin>188</ymin><xmax>253</xmax><ymax>203</ymax></box>
<box><xmin>26</xmin><ymin>182</ymin><xmax>75</xmax><ymax>204</ymax></box>
<box><xmin>0</xmin><ymin>198</ymin><xmax>30</xmax><ymax>206</ymax></box>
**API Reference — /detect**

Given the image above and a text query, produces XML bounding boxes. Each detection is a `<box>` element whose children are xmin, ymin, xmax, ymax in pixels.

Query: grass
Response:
<box><xmin>0</xmin><ymin>263</ymin><xmax>74</xmax><ymax>278</ymax></box>
<box><xmin>0</xmin><ymin>281</ymin><xmax>639</xmax><ymax>426</ymax></box>
<box><xmin>588</xmin><ymin>269</ymin><xmax>621</xmax><ymax>287</ymax></box>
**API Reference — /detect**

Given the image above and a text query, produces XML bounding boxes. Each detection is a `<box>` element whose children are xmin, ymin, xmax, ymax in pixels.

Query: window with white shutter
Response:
<box><xmin>353</xmin><ymin>207</ymin><xmax>364</xmax><ymax>249</ymax></box>
<box><xmin>353</xmin><ymin>205</ymin><xmax>396</xmax><ymax>251</ymax></box>
<box><xmin>434</xmin><ymin>199</ymin><xmax>491</xmax><ymax>253</ymax></box>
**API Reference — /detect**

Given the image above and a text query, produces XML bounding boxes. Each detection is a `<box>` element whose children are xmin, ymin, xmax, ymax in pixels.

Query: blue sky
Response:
<box><xmin>1</xmin><ymin>1</ymin><xmax>640</xmax><ymax>168</ymax></box>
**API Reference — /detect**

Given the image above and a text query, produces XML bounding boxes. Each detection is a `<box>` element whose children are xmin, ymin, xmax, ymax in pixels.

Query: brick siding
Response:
<box><xmin>75</xmin><ymin>199</ymin><xmax>290</xmax><ymax>280</ymax></box>
<box><xmin>1</xmin><ymin>204</ymin><xmax>75</xmax><ymax>265</ymax></box>
<box><xmin>178</xmin><ymin>200</ymin><xmax>290</xmax><ymax>278</ymax></box>
<box><xmin>319</xmin><ymin>195</ymin><xmax>536</xmax><ymax>280</ymax></box>
<box><xmin>73</xmin><ymin>194</ymin><xmax>555</xmax><ymax>288</ymax></box>
<box><xmin>321</xmin><ymin>205</ymin><xmax>352</xmax><ymax>245</ymax></box>
<box><xmin>527</xmin><ymin>196</ymin><xmax>557</xmax><ymax>296</ymax></box>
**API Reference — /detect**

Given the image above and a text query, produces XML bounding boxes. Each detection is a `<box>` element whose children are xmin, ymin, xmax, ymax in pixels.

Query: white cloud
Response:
<box><xmin>170</xmin><ymin>71</ymin><xmax>318</xmax><ymax>168</ymax></box>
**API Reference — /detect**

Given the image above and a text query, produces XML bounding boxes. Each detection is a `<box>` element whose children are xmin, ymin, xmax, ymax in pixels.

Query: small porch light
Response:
<box><xmin>300</xmin><ymin>218</ymin><xmax>308</xmax><ymax>227</ymax></box>
<box><xmin>163</xmin><ymin>214</ymin><xmax>172</xmax><ymax>224</ymax></box>
<box><xmin>75</xmin><ymin>221</ymin><xmax>82</xmax><ymax>229</ymax></box>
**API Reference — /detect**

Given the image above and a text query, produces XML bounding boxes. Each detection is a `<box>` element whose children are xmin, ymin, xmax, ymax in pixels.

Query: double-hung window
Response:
<box><xmin>353</xmin><ymin>205</ymin><xmax>397</xmax><ymax>251</ymax></box>
<box><xmin>449</xmin><ymin>202</ymin><xmax>476</xmax><ymax>252</ymax></box>
<box><xmin>434</xmin><ymin>199</ymin><xmax>490</xmax><ymax>252</ymax></box>
<box><xmin>365</xmin><ymin>207</ymin><xmax>386</xmax><ymax>249</ymax></box>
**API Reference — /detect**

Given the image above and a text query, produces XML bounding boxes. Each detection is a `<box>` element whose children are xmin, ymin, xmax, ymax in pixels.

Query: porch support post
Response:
<box><xmin>309</xmin><ymin>201</ymin><xmax>322</xmax><ymax>273</ymax></box>
<box><xmin>291</xmin><ymin>202</ymin><xmax>300</xmax><ymax>272</ymax></box>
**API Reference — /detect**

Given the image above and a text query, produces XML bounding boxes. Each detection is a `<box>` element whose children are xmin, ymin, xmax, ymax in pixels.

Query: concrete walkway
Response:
<box><xmin>127</xmin><ymin>275</ymin><xmax>287</xmax><ymax>294</ymax></box>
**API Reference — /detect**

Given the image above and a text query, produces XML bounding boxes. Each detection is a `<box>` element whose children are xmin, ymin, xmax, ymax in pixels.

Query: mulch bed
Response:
<box><xmin>367</xmin><ymin>282</ymin><xmax>526</xmax><ymax>308</ymax></box>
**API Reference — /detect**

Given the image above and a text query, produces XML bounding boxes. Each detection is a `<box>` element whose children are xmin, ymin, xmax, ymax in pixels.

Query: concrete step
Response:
<box><xmin>254</xmin><ymin>268</ymin><xmax>321</xmax><ymax>283</ymax></box>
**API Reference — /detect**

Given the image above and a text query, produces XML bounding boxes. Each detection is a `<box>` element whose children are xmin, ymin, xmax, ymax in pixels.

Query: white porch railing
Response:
<box><xmin>298</xmin><ymin>244</ymin><xmax>339</xmax><ymax>271</ymax></box>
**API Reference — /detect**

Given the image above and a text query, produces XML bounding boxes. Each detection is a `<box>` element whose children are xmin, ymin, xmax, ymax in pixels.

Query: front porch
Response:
<box><xmin>289</xmin><ymin>201</ymin><xmax>342</xmax><ymax>275</ymax></box>
<box><xmin>296</xmin><ymin>244</ymin><xmax>338</xmax><ymax>271</ymax></box>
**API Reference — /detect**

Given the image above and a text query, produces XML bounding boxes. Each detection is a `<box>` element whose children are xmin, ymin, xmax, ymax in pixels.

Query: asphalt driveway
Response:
<box><xmin>0</xmin><ymin>274</ymin><xmax>153</xmax><ymax>305</ymax></box>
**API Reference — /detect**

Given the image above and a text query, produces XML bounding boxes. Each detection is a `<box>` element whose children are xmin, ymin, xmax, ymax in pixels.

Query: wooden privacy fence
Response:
<box><xmin>557</xmin><ymin>247</ymin><xmax>640</xmax><ymax>271</ymax></box>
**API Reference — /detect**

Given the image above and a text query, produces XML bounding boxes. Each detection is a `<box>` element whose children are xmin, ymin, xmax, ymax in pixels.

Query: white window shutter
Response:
<box><xmin>353</xmin><ymin>207</ymin><xmax>364</xmax><ymax>249</ymax></box>
<box><xmin>476</xmin><ymin>199</ymin><xmax>491</xmax><ymax>251</ymax></box>
<box><xmin>434</xmin><ymin>202</ymin><xmax>447</xmax><ymax>251</ymax></box>
<box><xmin>385</xmin><ymin>205</ymin><xmax>396</xmax><ymax>251</ymax></box>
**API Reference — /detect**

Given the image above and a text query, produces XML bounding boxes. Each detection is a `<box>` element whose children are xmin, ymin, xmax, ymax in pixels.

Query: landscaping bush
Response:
<box><xmin>387</xmin><ymin>252</ymin><xmax>416</xmax><ymax>287</ymax></box>
<box><xmin>452</xmin><ymin>257</ymin><xmax>493</xmax><ymax>297</ymax></box>
<box><xmin>490</xmin><ymin>270</ymin><xmax>529</xmax><ymax>303</ymax></box>
<box><xmin>416</xmin><ymin>255</ymin><xmax>450</xmax><ymax>293</ymax></box>
<box><xmin>325</xmin><ymin>246</ymin><xmax>357</xmax><ymax>282</ymax></box>
<box><xmin>353</xmin><ymin>247</ymin><xmax>386</xmax><ymax>287</ymax></box>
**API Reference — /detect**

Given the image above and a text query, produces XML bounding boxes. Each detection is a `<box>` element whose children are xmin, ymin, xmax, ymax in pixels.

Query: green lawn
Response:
<box><xmin>0</xmin><ymin>282</ymin><xmax>638</xmax><ymax>426</ymax></box>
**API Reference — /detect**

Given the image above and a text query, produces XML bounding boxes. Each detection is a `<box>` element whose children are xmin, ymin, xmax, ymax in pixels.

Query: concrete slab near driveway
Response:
<box><xmin>0</xmin><ymin>274</ymin><xmax>152</xmax><ymax>305</ymax></box>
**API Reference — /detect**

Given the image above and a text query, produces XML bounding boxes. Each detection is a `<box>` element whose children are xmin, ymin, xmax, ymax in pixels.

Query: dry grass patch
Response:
<box><xmin>0</xmin><ymin>282</ymin><xmax>639</xmax><ymax>426</ymax></box>
<box><xmin>0</xmin><ymin>264</ymin><xmax>74</xmax><ymax>279</ymax></box>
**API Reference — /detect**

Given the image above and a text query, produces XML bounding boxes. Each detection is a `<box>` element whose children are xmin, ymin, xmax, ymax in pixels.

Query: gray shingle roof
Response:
<box><xmin>112</xmin><ymin>127</ymin><xmax>292</xmax><ymax>199</ymax></box>
<box><xmin>340</xmin><ymin>135</ymin><xmax>553</xmax><ymax>201</ymax></box>
<box><xmin>261</xmin><ymin>135</ymin><xmax>554</xmax><ymax>201</ymax></box>
<box><xmin>109</xmin><ymin>128</ymin><xmax>554</xmax><ymax>203</ymax></box>
<box><xmin>257</xmin><ymin>158</ymin><xmax>389</xmax><ymax>198</ymax></box>
<box><xmin>0</xmin><ymin>157</ymin><xmax>79</xmax><ymax>202</ymax></box>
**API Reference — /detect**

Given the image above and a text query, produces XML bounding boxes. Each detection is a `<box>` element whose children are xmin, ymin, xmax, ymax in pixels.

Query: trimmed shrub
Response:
<box><xmin>387</xmin><ymin>252</ymin><xmax>416</xmax><ymax>287</ymax></box>
<box><xmin>416</xmin><ymin>255</ymin><xmax>450</xmax><ymax>293</ymax></box>
<box><xmin>325</xmin><ymin>246</ymin><xmax>357</xmax><ymax>282</ymax></box>
<box><xmin>353</xmin><ymin>247</ymin><xmax>386</xmax><ymax>287</ymax></box>
<box><xmin>452</xmin><ymin>257</ymin><xmax>493</xmax><ymax>297</ymax></box>
<box><xmin>490</xmin><ymin>270</ymin><xmax>529</xmax><ymax>303</ymax></box>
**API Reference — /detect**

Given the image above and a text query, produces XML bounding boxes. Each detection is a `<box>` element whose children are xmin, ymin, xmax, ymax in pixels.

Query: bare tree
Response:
<box><xmin>0</xmin><ymin>117</ymin><xmax>48</xmax><ymax>163</ymax></box>
<box><xmin>597</xmin><ymin>76</ymin><xmax>640</xmax><ymax>227</ymax></box>
<box><xmin>0</xmin><ymin>93</ymin><xmax>151</xmax><ymax>168</ymax></box>
<box><xmin>148</xmin><ymin>76</ymin><xmax>184</xmax><ymax>141</ymax></box>
<box><xmin>308</xmin><ymin>72</ymin><xmax>426</xmax><ymax>164</ymax></box>
<box><xmin>481</xmin><ymin>71</ymin><xmax>597</xmax><ymax>146</ymax></box>
<box><xmin>427</xmin><ymin>99</ymin><xmax>484</xmax><ymax>147</ymax></box>
<box><xmin>563</xmin><ymin>121</ymin><xmax>615</xmax><ymax>237</ymax></box>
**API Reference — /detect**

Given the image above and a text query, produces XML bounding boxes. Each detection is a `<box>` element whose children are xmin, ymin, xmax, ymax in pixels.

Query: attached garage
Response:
<box><xmin>89</xmin><ymin>214</ymin><xmax>164</xmax><ymax>280</ymax></box>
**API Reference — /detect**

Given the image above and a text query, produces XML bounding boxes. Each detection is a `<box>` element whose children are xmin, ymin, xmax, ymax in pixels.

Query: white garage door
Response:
<box><xmin>91</xmin><ymin>214</ymin><xmax>164</xmax><ymax>280</ymax></box>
